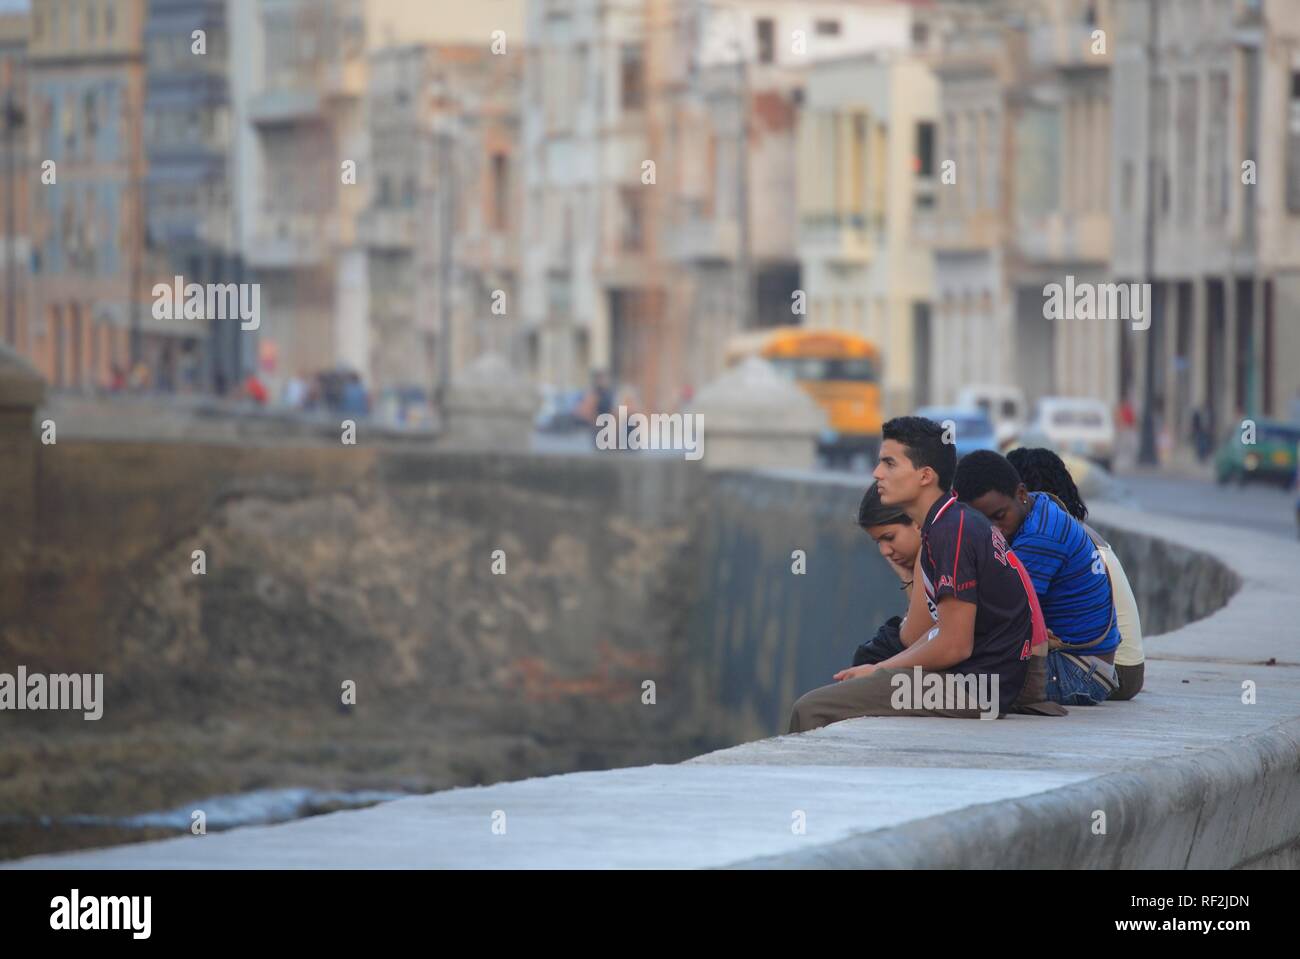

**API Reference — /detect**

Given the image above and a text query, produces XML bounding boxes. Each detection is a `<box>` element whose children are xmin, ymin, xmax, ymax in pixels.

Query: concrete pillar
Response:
<box><xmin>1163</xmin><ymin>280</ymin><xmax>1180</xmax><ymax>449</ymax></box>
<box><xmin>687</xmin><ymin>356</ymin><xmax>826</xmax><ymax>471</ymax></box>
<box><xmin>0</xmin><ymin>344</ymin><xmax>46</xmax><ymax>584</ymax></box>
<box><xmin>1250</xmin><ymin>274</ymin><xmax>1266</xmax><ymax>417</ymax></box>
<box><xmin>441</xmin><ymin>352</ymin><xmax>539</xmax><ymax>452</ymax></box>
<box><xmin>1190</xmin><ymin>275</ymin><xmax>1207</xmax><ymax>412</ymax></box>
<box><xmin>1223</xmin><ymin>275</ymin><xmax>1238</xmax><ymax>421</ymax></box>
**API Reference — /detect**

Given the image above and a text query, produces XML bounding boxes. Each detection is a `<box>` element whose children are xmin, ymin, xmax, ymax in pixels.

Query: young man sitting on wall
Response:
<box><xmin>850</xmin><ymin>480</ymin><xmax>1064</xmax><ymax>715</ymax></box>
<box><xmin>953</xmin><ymin>450</ymin><xmax>1122</xmax><ymax>706</ymax></box>
<box><xmin>788</xmin><ymin>417</ymin><xmax>1047</xmax><ymax>733</ymax></box>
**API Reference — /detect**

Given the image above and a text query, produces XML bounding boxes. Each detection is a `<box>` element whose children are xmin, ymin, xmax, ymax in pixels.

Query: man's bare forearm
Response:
<box><xmin>877</xmin><ymin>629</ymin><xmax>967</xmax><ymax>671</ymax></box>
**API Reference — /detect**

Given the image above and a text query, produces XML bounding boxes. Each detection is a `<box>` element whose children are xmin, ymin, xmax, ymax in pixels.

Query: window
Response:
<box><xmin>916</xmin><ymin>121</ymin><xmax>935</xmax><ymax>177</ymax></box>
<box><xmin>1176</xmin><ymin>75</ymin><xmax>1198</xmax><ymax>226</ymax></box>
<box><xmin>756</xmin><ymin>19</ymin><xmax>775</xmax><ymax>64</ymax></box>
<box><xmin>620</xmin><ymin>187</ymin><xmax>645</xmax><ymax>251</ymax></box>
<box><xmin>106</xmin><ymin>4</ymin><xmax>115</xmax><ymax>37</ymax></box>
<box><xmin>620</xmin><ymin>43</ymin><xmax>645</xmax><ymax>111</ymax></box>
<box><xmin>1152</xmin><ymin>77</ymin><xmax>1170</xmax><ymax>218</ymax></box>
<box><xmin>491</xmin><ymin>154</ymin><xmax>509</xmax><ymax>231</ymax></box>
<box><xmin>1288</xmin><ymin>71</ymin><xmax>1300</xmax><ymax>213</ymax></box>
<box><xmin>83</xmin><ymin>90</ymin><xmax>97</xmax><ymax>143</ymax></box>
<box><xmin>815</xmin><ymin>20</ymin><xmax>840</xmax><ymax>37</ymax></box>
<box><xmin>86</xmin><ymin>3</ymin><xmax>96</xmax><ymax>40</ymax></box>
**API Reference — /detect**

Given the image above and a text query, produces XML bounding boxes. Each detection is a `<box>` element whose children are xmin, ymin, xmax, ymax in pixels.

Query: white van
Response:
<box><xmin>955</xmin><ymin>385</ymin><xmax>1027</xmax><ymax>448</ymax></box>
<box><xmin>1022</xmin><ymin>396</ymin><xmax>1116</xmax><ymax>471</ymax></box>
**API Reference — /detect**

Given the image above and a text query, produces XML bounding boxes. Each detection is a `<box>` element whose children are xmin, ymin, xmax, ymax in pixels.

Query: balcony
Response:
<box><xmin>666</xmin><ymin>217</ymin><xmax>740</xmax><ymax>263</ymax></box>
<box><xmin>247</xmin><ymin>214</ymin><xmax>329</xmax><ymax>269</ymax></box>
<box><xmin>798</xmin><ymin>213</ymin><xmax>878</xmax><ymax>265</ymax></box>
<box><xmin>458</xmin><ymin>232</ymin><xmax>519</xmax><ymax>272</ymax></box>
<box><xmin>248</xmin><ymin>89</ymin><xmax>325</xmax><ymax>126</ymax></box>
<box><xmin>1015</xmin><ymin>210</ymin><xmax>1111</xmax><ymax>265</ymax></box>
<box><xmin>914</xmin><ymin>207</ymin><xmax>1002</xmax><ymax>252</ymax></box>
<box><xmin>1027</xmin><ymin>21</ymin><xmax>1112</xmax><ymax>70</ymax></box>
<box><xmin>357</xmin><ymin>208</ymin><xmax>417</xmax><ymax>251</ymax></box>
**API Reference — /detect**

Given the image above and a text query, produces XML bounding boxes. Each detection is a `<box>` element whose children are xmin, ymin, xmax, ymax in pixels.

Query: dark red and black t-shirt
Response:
<box><xmin>920</xmin><ymin>493</ymin><xmax>1042</xmax><ymax>714</ymax></box>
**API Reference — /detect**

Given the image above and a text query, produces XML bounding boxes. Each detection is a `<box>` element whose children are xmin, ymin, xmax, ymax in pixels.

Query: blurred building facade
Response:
<box><xmin>919</xmin><ymin>0</ymin><xmax>1118</xmax><ymax>411</ymax></box>
<box><xmin>0</xmin><ymin>11</ymin><xmax>30</xmax><ymax>361</ymax></box>
<box><xmin>798</xmin><ymin>51</ymin><xmax>937</xmax><ymax>415</ymax></box>
<box><xmin>144</xmin><ymin>0</ymin><xmax>250</xmax><ymax>393</ymax></box>
<box><xmin>1113</xmin><ymin>0</ymin><xmax>1294</xmax><ymax>456</ymax></box>
<box><xmin>27</xmin><ymin>0</ymin><xmax>148</xmax><ymax>389</ymax></box>
<box><xmin>361</xmin><ymin>42</ymin><xmax>522</xmax><ymax>410</ymax></box>
<box><xmin>671</xmin><ymin>0</ymin><xmax>931</xmax><ymax>405</ymax></box>
<box><xmin>522</xmin><ymin>0</ymin><xmax>936</xmax><ymax>410</ymax></box>
<box><xmin>236</xmin><ymin>0</ymin><xmax>367</xmax><ymax>393</ymax></box>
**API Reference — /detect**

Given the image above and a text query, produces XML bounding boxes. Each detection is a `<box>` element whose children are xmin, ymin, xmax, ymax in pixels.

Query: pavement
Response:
<box><xmin>1116</xmin><ymin>469</ymin><xmax>1297</xmax><ymax>542</ymax></box>
<box><xmin>9</xmin><ymin>505</ymin><xmax>1300</xmax><ymax>869</ymax></box>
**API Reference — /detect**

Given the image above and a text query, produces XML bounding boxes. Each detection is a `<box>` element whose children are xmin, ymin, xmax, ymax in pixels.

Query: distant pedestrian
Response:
<box><xmin>128</xmin><ymin>359</ymin><xmax>151</xmax><ymax>392</ymax></box>
<box><xmin>1191</xmin><ymin>407</ymin><xmax>1212</xmax><ymax>462</ymax></box>
<box><xmin>1116</xmin><ymin>396</ymin><xmax>1138</xmax><ymax>469</ymax></box>
<box><xmin>243</xmin><ymin>372</ymin><xmax>269</xmax><ymax>406</ymax></box>
<box><xmin>283</xmin><ymin>371</ymin><xmax>308</xmax><ymax>409</ymax></box>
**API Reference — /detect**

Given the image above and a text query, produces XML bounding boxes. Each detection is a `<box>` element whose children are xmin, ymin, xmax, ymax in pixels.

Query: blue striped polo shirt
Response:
<box><xmin>1011</xmin><ymin>493</ymin><xmax>1120</xmax><ymax>653</ymax></box>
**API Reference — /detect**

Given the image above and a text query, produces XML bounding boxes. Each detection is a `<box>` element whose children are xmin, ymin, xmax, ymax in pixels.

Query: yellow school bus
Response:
<box><xmin>725</xmin><ymin>327</ymin><xmax>883</xmax><ymax>464</ymax></box>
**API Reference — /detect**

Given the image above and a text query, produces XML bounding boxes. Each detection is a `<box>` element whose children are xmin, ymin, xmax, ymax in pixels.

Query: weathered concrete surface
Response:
<box><xmin>11</xmin><ymin>498</ymin><xmax>1300</xmax><ymax>869</ymax></box>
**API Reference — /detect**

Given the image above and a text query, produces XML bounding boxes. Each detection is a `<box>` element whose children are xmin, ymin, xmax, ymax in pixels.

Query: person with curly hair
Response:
<box><xmin>1006</xmin><ymin>448</ymin><xmax>1144</xmax><ymax>700</ymax></box>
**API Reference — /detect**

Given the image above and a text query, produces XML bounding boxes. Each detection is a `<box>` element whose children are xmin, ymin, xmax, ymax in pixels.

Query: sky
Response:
<box><xmin>0</xmin><ymin>0</ymin><xmax>28</xmax><ymax>14</ymax></box>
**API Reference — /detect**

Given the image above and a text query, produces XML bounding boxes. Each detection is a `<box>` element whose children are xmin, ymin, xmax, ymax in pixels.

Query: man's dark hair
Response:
<box><xmin>953</xmin><ymin>449</ymin><xmax>1021</xmax><ymax>503</ymax></box>
<box><xmin>1007</xmin><ymin>447</ymin><xmax>1088</xmax><ymax>521</ymax></box>
<box><xmin>881</xmin><ymin>416</ymin><xmax>956</xmax><ymax>492</ymax></box>
<box><xmin>857</xmin><ymin>482</ymin><xmax>910</xmax><ymax>530</ymax></box>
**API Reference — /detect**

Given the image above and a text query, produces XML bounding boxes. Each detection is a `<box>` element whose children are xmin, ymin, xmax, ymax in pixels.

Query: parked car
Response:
<box><xmin>1214</xmin><ymin>419</ymin><xmax>1300</xmax><ymax>488</ymax></box>
<box><xmin>955</xmin><ymin>385</ymin><xmax>1028</xmax><ymax>448</ymax></box>
<box><xmin>1020</xmin><ymin>397</ymin><xmax>1115</xmax><ymax>471</ymax></box>
<box><xmin>915</xmin><ymin>406</ymin><xmax>999</xmax><ymax>460</ymax></box>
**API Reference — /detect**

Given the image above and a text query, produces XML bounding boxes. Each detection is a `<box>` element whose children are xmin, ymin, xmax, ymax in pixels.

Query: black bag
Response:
<box><xmin>851</xmin><ymin>615</ymin><xmax>906</xmax><ymax>667</ymax></box>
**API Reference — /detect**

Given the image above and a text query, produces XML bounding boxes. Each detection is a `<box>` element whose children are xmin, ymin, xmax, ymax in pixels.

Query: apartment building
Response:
<box><xmin>522</xmin><ymin>0</ymin><xmax>933</xmax><ymax>409</ymax></box>
<box><xmin>0</xmin><ymin>11</ymin><xmax>30</xmax><ymax>361</ymax></box>
<box><xmin>796</xmin><ymin>52</ymin><xmax>938</xmax><ymax>415</ymax></box>
<box><xmin>27</xmin><ymin>0</ymin><xmax>148</xmax><ymax>389</ymax></box>
<box><xmin>235</xmin><ymin>0</ymin><xmax>366</xmax><ymax>392</ymax></box>
<box><xmin>920</xmin><ymin>0</ymin><xmax>1118</xmax><ymax>411</ymax></box>
<box><xmin>1112</xmin><ymin>0</ymin><xmax>1295</xmax><ymax>452</ymax></box>
<box><xmin>143</xmin><ymin>0</ymin><xmax>249</xmax><ymax>392</ymax></box>
<box><xmin>361</xmin><ymin>42</ymin><xmax>522</xmax><ymax>411</ymax></box>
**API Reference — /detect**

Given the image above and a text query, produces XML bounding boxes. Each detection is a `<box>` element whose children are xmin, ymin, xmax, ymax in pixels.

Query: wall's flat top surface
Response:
<box><xmin>9</xmin><ymin>502</ymin><xmax>1300</xmax><ymax>869</ymax></box>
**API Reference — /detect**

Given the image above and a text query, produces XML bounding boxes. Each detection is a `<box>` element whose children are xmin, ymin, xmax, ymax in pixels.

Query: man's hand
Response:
<box><xmin>833</xmin><ymin>664</ymin><xmax>877</xmax><ymax>682</ymax></box>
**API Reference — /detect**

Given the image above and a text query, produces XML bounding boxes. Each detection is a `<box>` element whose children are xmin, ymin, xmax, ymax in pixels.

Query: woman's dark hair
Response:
<box><xmin>857</xmin><ymin>482</ymin><xmax>910</xmax><ymax>530</ymax></box>
<box><xmin>1006</xmin><ymin>447</ymin><xmax>1088</xmax><ymax>521</ymax></box>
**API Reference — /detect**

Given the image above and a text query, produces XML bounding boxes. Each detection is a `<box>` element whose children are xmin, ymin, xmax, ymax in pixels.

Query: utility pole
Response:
<box><xmin>734</xmin><ymin>50</ymin><xmax>752</xmax><ymax>331</ymax></box>
<box><xmin>129</xmin><ymin>76</ymin><xmax>144</xmax><ymax>370</ymax></box>
<box><xmin>1138</xmin><ymin>0</ymin><xmax>1160</xmax><ymax>466</ymax></box>
<box><xmin>3</xmin><ymin>91</ymin><xmax>22</xmax><ymax>348</ymax></box>
<box><xmin>434</xmin><ymin>118</ymin><xmax>456</xmax><ymax>424</ymax></box>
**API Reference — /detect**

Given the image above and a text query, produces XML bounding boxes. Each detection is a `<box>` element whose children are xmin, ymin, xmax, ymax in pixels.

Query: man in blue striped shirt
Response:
<box><xmin>953</xmin><ymin>450</ymin><xmax>1119</xmax><ymax>705</ymax></box>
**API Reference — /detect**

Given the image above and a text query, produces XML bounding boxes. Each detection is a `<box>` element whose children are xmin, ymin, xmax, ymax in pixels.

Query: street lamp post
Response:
<box><xmin>3</xmin><ymin>91</ymin><xmax>23</xmax><ymax>349</ymax></box>
<box><xmin>1138</xmin><ymin>0</ymin><xmax>1161</xmax><ymax>466</ymax></box>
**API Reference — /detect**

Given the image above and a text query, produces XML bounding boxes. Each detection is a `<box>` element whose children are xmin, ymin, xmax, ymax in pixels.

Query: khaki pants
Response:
<box><xmin>787</xmin><ymin>667</ymin><xmax>990</xmax><ymax>734</ymax></box>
